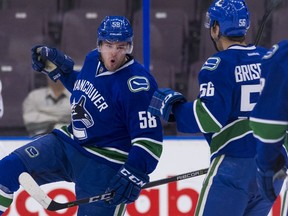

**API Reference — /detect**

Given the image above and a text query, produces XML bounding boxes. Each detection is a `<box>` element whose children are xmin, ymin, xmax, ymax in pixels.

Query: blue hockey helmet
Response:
<box><xmin>205</xmin><ymin>0</ymin><xmax>250</xmax><ymax>37</ymax></box>
<box><xmin>97</xmin><ymin>16</ymin><xmax>133</xmax><ymax>43</ymax></box>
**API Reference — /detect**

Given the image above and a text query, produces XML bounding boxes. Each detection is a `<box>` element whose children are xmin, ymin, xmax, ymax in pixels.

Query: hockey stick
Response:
<box><xmin>254</xmin><ymin>0</ymin><xmax>283</xmax><ymax>45</ymax></box>
<box><xmin>142</xmin><ymin>167</ymin><xmax>208</xmax><ymax>189</ymax></box>
<box><xmin>19</xmin><ymin>168</ymin><xmax>208</xmax><ymax>211</ymax></box>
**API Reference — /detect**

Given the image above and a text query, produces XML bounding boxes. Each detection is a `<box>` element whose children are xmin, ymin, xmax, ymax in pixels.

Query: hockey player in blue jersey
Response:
<box><xmin>148</xmin><ymin>0</ymin><xmax>281</xmax><ymax>215</ymax></box>
<box><xmin>250</xmin><ymin>41</ymin><xmax>288</xmax><ymax>209</ymax></box>
<box><xmin>0</xmin><ymin>16</ymin><xmax>163</xmax><ymax>215</ymax></box>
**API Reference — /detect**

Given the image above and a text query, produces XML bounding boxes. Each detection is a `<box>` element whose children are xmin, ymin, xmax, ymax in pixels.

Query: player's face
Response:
<box><xmin>100</xmin><ymin>41</ymin><xmax>130</xmax><ymax>71</ymax></box>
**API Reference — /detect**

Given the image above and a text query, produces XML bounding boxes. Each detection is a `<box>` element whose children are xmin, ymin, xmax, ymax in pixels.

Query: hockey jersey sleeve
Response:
<box><xmin>118</xmin><ymin>74</ymin><xmax>163</xmax><ymax>175</ymax></box>
<box><xmin>59</xmin><ymin>70</ymin><xmax>80</xmax><ymax>92</ymax></box>
<box><xmin>59</xmin><ymin>50</ymin><xmax>98</xmax><ymax>92</ymax></box>
<box><xmin>173</xmin><ymin>57</ymin><xmax>233</xmax><ymax>134</ymax></box>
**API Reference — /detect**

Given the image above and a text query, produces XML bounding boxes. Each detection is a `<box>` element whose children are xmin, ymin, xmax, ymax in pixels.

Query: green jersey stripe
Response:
<box><xmin>133</xmin><ymin>139</ymin><xmax>163</xmax><ymax>159</ymax></box>
<box><xmin>195</xmin><ymin>155</ymin><xmax>224</xmax><ymax>216</ymax></box>
<box><xmin>210</xmin><ymin>119</ymin><xmax>252</xmax><ymax>155</ymax></box>
<box><xmin>133</xmin><ymin>144</ymin><xmax>161</xmax><ymax>161</ymax></box>
<box><xmin>0</xmin><ymin>194</ymin><xmax>13</xmax><ymax>208</ymax></box>
<box><xmin>250</xmin><ymin>118</ymin><xmax>288</xmax><ymax>142</ymax></box>
<box><xmin>253</xmin><ymin>133</ymin><xmax>285</xmax><ymax>144</ymax></box>
<box><xmin>194</xmin><ymin>99</ymin><xmax>222</xmax><ymax>133</ymax></box>
<box><xmin>114</xmin><ymin>203</ymin><xmax>126</xmax><ymax>216</ymax></box>
<box><xmin>132</xmin><ymin>137</ymin><xmax>162</xmax><ymax>146</ymax></box>
<box><xmin>281</xmin><ymin>190</ymin><xmax>288</xmax><ymax>216</ymax></box>
<box><xmin>250</xmin><ymin>117</ymin><xmax>288</xmax><ymax>125</ymax></box>
<box><xmin>102</xmin><ymin>147</ymin><xmax>129</xmax><ymax>156</ymax></box>
<box><xmin>84</xmin><ymin>146</ymin><xmax>127</xmax><ymax>164</ymax></box>
<box><xmin>59</xmin><ymin>125</ymin><xmax>74</xmax><ymax>139</ymax></box>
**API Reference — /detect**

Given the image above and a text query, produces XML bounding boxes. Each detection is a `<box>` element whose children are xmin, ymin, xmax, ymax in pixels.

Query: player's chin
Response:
<box><xmin>106</xmin><ymin>64</ymin><xmax>119</xmax><ymax>72</ymax></box>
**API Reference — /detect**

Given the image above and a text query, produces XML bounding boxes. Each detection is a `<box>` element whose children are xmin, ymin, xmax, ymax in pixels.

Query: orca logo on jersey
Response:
<box><xmin>128</xmin><ymin>76</ymin><xmax>150</xmax><ymax>92</ymax></box>
<box><xmin>25</xmin><ymin>146</ymin><xmax>39</xmax><ymax>158</ymax></box>
<box><xmin>71</xmin><ymin>96</ymin><xmax>95</xmax><ymax>140</ymax></box>
<box><xmin>71</xmin><ymin>96</ymin><xmax>94</xmax><ymax>128</ymax></box>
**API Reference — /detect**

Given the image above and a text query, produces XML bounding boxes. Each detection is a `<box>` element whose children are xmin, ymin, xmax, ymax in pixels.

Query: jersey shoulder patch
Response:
<box><xmin>201</xmin><ymin>57</ymin><xmax>221</xmax><ymax>71</ymax></box>
<box><xmin>127</xmin><ymin>76</ymin><xmax>150</xmax><ymax>92</ymax></box>
<box><xmin>262</xmin><ymin>44</ymin><xmax>279</xmax><ymax>59</ymax></box>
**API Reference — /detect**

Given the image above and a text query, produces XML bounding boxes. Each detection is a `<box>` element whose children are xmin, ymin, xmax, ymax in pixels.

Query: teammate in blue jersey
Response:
<box><xmin>148</xmin><ymin>0</ymin><xmax>279</xmax><ymax>215</ymax></box>
<box><xmin>250</xmin><ymin>41</ymin><xmax>288</xmax><ymax>211</ymax></box>
<box><xmin>0</xmin><ymin>16</ymin><xmax>163</xmax><ymax>215</ymax></box>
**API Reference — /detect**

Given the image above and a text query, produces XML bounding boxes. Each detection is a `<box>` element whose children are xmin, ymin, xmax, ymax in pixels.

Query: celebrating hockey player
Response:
<box><xmin>0</xmin><ymin>16</ymin><xmax>163</xmax><ymax>215</ymax></box>
<box><xmin>148</xmin><ymin>0</ymin><xmax>279</xmax><ymax>215</ymax></box>
<box><xmin>250</xmin><ymin>41</ymin><xmax>288</xmax><ymax>207</ymax></box>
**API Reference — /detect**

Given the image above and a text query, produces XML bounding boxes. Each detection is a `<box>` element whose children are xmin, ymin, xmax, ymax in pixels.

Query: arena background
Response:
<box><xmin>0</xmin><ymin>0</ymin><xmax>287</xmax><ymax>215</ymax></box>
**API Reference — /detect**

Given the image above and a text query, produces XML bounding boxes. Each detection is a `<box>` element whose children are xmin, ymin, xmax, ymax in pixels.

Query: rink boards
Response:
<box><xmin>0</xmin><ymin>137</ymin><xmax>285</xmax><ymax>216</ymax></box>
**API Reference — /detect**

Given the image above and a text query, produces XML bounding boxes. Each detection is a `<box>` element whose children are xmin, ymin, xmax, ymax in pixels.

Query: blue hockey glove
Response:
<box><xmin>106</xmin><ymin>164</ymin><xmax>149</xmax><ymax>206</ymax></box>
<box><xmin>256</xmin><ymin>156</ymin><xmax>287</xmax><ymax>202</ymax></box>
<box><xmin>31</xmin><ymin>45</ymin><xmax>45</xmax><ymax>72</ymax></box>
<box><xmin>31</xmin><ymin>45</ymin><xmax>74</xmax><ymax>81</ymax></box>
<box><xmin>148</xmin><ymin>88</ymin><xmax>186</xmax><ymax>122</ymax></box>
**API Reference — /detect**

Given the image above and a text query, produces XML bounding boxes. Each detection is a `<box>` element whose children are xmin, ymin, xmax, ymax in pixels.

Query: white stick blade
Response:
<box><xmin>18</xmin><ymin>172</ymin><xmax>52</xmax><ymax>209</ymax></box>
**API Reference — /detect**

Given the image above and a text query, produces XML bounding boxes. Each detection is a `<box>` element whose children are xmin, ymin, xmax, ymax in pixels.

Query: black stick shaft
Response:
<box><xmin>143</xmin><ymin>168</ymin><xmax>209</xmax><ymax>189</ymax></box>
<box><xmin>254</xmin><ymin>0</ymin><xmax>283</xmax><ymax>45</ymax></box>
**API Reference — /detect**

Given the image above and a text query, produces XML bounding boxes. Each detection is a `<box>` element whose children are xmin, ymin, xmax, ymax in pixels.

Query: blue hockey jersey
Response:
<box><xmin>250</xmin><ymin>40</ymin><xmax>288</xmax><ymax>170</ymax></box>
<box><xmin>251</xmin><ymin>40</ymin><xmax>288</xmax><ymax>124</ymax></box>
<box><xmin>173</xmin><ymin>44</ymin><xmax>267</xmax><ymax>160</ymax></box>
<box><xmin>53</xmin><ymin>50</ymin><xmax>163</xmax><ymax>174</ymax></box>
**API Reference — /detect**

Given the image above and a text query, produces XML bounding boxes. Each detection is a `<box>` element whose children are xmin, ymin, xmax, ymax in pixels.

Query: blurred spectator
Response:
<box><xmin>0</xmin><ymin>80</ymin><xmax>3</xmax><ymax>118</ymax></box>
<box><xmin>22</xmin><ymin>77</ymin><xmax>71</xmax><ymax>136</ymax></box>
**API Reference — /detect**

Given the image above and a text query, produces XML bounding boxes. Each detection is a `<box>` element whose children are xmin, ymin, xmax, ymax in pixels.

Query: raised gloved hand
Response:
<box><xmin>31</xmin><ymin>45</ymin><xmax>74</xmax><ymax>81</ymax></box>
<box><xmin>148</xmin><ymin>88</ymin><xmax>186</xmax><ymax>122</ymax></box>
<box><xmin>106</xmin><ymin>164</ymin><xmax>149</xmax><ymax>206</ymax></box>
<box><xmin>256</xmin><ymin>155</ymin><xmax>287</xmax><ymax>202</ymax></box>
